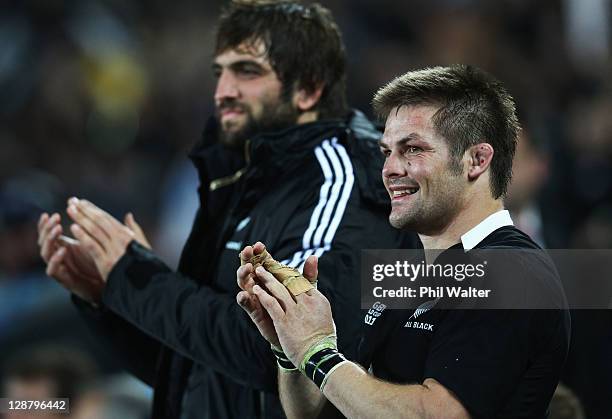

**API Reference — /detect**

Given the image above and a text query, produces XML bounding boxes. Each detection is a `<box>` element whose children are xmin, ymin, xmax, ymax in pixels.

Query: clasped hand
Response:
<box><xmin>236</xmin><ymin>243</ymin><xmax>336</xmax><ymax>367</ymax></box>
<box><xmin>37</xmin><ymin>197</ymin><xmax>150</xmax><ymax>303</ymax></box>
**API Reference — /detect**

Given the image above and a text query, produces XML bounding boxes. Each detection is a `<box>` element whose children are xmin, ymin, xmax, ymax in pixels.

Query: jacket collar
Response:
<box><xmin>188</xmin><ymin>110</ymin><xmax>381</xmax><ymax>187</ymax></box>
<box><xmin>188</xmin><ymin>117</ymin><xmax>245</xmax><ymax>185</ymax></box>
<box><xmin>248</xmin><ymin>117</ymin><xmax>343</xmax><ymax>174</ymax></box>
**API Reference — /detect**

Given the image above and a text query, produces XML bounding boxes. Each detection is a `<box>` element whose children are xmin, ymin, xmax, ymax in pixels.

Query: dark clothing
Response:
<box><xmin>75</xmin><ymin>111</ymin><xmax>416</xmax><ymax>418</ymax></box>
<box><xmin>358</xmin><ymin>226</ymin><xmax>571</xmax><ymax>419</ymax></box>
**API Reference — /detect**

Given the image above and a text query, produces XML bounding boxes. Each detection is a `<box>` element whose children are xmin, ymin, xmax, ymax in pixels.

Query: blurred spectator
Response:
<box><xmin>506</xmin><ymin>129</ymin><xmax>551</xmax><ymax>247</ymax></box>
<box><xmin>1</xmin><ymin>345</ymin><xmax>96</xmax><ymax>419</ymax></box>
<box><xmin>565</xmin><ymin>95</ymin><xmax>612</xmax><ymax>227</ymax></box>
<box><xmin>0</xmin><ymin>174</ymin><xmax>66</xmax><ymax>338</ymax></box>
<box><xmin>571</xmin><ymin>205</ymin><xmax>612</xmax><ymax>248</ymax></box>
<box><xmin>72</xmin><ymin>374</ymin><xmax>151</xmax><ymax>419</ymax></box>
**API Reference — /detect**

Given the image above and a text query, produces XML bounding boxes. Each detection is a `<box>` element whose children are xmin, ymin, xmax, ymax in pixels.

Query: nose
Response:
<box><xmin>214</xmin><ymin>69</ymin><xmax>239</xmax><ymax>104</ymax></box>
<box><xmin>382</xmin><ymin>151</ymin><xmax>408</xmax><ymax>180</ymax></box>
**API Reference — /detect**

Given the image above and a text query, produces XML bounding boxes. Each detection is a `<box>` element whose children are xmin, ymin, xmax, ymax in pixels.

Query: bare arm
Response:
<box><xmin>237</xmin><ymin>243</ymin><xmax>326</xmax><ymax>418</ymax></box>
<box><xmin>322</xmin><ymin>364</ymin><xmax>469</xmax><ymax>419</ymax></box>
<box><xmin>250</xmin><ymin>264</ymin><xmax>471</xmax><ymax>419</ymax></box>
<box><xmin>279</xmin><ymin>370</ymin><xmax>327</xmax><ymax>419</ymax></box>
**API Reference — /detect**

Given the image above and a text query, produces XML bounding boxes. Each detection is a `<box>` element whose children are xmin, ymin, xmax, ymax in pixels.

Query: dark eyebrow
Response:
<box><xmin>232</xmin><ymin>60</ymin><xmax>265</xmax><ymax>70</ymax></box>
<box><xmin>212</xmin><ymin>59</ymin><xmax>267</xmax><ymax>72</ymax></box>
<box><xmin>379</xmin><ymin>133</ymin><xmax>425</xmax><ymax>149</ymax></box>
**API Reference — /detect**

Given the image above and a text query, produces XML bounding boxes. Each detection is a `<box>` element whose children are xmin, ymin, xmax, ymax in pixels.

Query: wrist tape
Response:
<box><xmin>300</xmin><ymin>335</ymin><xmax>348</xmax><ymax>391</ymax></box>
<box><xmin>271</xmin><ymin>345</ymin><xmax>297</xmax><ymax>372</ymax></box>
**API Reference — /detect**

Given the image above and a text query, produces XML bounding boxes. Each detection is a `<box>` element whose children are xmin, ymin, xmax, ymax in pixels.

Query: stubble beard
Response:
<box><xmin>389</xmin><ymin>170</ymin><xmax>465</xmax><ymax>235</ymax></box>
<box><xmin>218</xmin><ymin>97</ymin><xmax>300</xmax><ymax>149</ymax></box>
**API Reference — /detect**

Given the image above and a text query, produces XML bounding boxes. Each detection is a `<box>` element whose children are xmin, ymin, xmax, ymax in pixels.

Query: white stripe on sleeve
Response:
<box><xmin>281</xmin><ymin>137</ymin><xmax>355</xmax><ymax>271</ymax></box>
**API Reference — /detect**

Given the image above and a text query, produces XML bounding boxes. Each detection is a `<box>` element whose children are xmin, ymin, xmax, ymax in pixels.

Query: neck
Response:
<box><xmin>419</xmin><ymin>190</ymin><xmax>504</xmax><ymax>250</ymax></box>
<box><xmin>297</xmin><ymin>110</ymin><xmax>319</xmax><ymax>125</ymax></box>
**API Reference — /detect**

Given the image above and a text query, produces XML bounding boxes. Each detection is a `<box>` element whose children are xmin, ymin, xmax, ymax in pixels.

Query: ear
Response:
<box><xmin>467</xmin><ymin>142</ymin><xmax>494</xmax><ymax>181</ymax></box>
<box><xmin>293</xmin><ymin>84</ymin><xmax>324</xmax><ymax>112</ymax></box>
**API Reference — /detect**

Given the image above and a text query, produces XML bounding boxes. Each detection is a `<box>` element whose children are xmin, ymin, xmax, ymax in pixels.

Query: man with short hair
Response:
<box><xmin>37</xmin><ymin>1</ymin><xmax>413</xmax><ymax>418</ymax></box>
<box><xmin>239</xmin><ymin>65</ymin><xmax>570</xmax><ymax>418</ymax></box>
<box><xmin>2</xmin><ymin>345</ymin><xmax>96</xmax><ymax>419</ymax></box>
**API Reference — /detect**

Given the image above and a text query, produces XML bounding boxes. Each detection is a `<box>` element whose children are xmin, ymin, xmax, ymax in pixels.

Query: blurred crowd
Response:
<box><xmin>1</xmin><ymin>0</ymin><xmax>611</xmax><ymax>418</ymax></box>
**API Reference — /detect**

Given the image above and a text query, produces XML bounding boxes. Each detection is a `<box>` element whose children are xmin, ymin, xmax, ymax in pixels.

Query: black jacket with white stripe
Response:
<box><xmin>75</xmin><ymin>110</ymin><xmax>417</xmax><ymax>419</ymax></box>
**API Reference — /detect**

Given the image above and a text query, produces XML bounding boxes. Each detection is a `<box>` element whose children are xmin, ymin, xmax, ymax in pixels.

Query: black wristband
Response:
<box><xmin>304</xmin><ymin>348</ymin><xmax>336</xmax><ymax>380</ymax></box>
<box><xmin>304</xmin><ymin>348</ymin><xmax>347</xmax><ymax>389</ymax></box>
<box><xmin>272</xmin><ymin>346</ymin><xmax>297</xmax><ymax>371</ymax></box>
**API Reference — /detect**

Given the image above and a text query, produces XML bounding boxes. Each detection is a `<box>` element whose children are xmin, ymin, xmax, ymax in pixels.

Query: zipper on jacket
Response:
<box><xmin>209</xmin><ymin>139</ymin><xmax>251</xmax><ymax>191</ymax></box>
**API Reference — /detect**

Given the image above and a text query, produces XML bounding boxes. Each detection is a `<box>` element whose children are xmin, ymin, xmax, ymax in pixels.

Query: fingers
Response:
<box><xmin>253</xmin><ymin>284</ymin><xmax>285</xmax><ymax>321</ymax></box>
<box><xmin>239</xmin><ymin>245</ymin><xmax>254</xmax><ymax>263</ymax></box>
<box><xmin>58</xmin><ymin>235</ymin><xmax>79</xmax><ymax>246</ymax></box>
<box><xmin>239</xmin><ymin>242</ymin><xmax>267</xmax><ymax>263</ymax></box>
<box><xmin>70</xmin><ymin>223</ymin><xmax>105</xmax><ymax>260</ymax></box>
<box><xmin>74</xmin><ymin>198</ymin><xmax>123</xmax><ymax>230</ymax></box>
<box><xmin>46</xmin><ymin>246</ymin><xmax>66</xmax><ymax>278</ymax></box>
<box><xmin>38</xmin><ymin>213</ymin><xmax>59</xmax><ymax>246</ymax></box>
<box><xmin>255</xmin><ymin>266</ymin><xmax>295</xmax><ymax>307</ymax></box>
<box><xmin>67</xmin><ymin>203</ymin><xmax>110</xmax><ymax>250</ymax></box>
<box><xmin>236</xmin><ymin>290</ymin><xmax>250</xmax><ymax>307</ymax></box>
<box><xmin>40</xmin><ymin>224</ymin><xmax>62</xmax><ymax>261</ymax></box>
<box><xmin>47</xmin><ymin>246</ymin><xmax>102</xmax><ymax>303</ymax></box>
<box><xmin>124</xmin><ymin>212</ymin><xmax>151</xmax><ymax>249</ymax></box>
<box><xmin>252</xmin><ymin>241</ymin><xmax>266</xmax><ymax>255</ymax></box>
<box><xmin>236</xmin><ymin>290</ymin><xmax>259</xmax><ymax>314</ymax></box>
<box><xmin>303</xmin><ymin>255</ymin><xmax>318</xmax><ymax>283</ymax></box>
<box><xmin>37</xmin><ymin>213</ymin><xmax>48</xmax><ymax>234</ymax></box>
<box><xmin>124</xmin><ymin>212</ymin><xmax>135</xmax><ymax>227</ymax></box>
<box><xmin>237</xmin><ymin>263</ymin><xmax>256</xmax><ymax>292</ymax></box>
<box><xmin>39</xmin><ymin>215</ymin><xmax>63</xmax><ymax>262</ymax></box>
<box><xmin>67</xmin><ymin>198</ymin><xmax>126</xmax><ymax>248</ymax></box>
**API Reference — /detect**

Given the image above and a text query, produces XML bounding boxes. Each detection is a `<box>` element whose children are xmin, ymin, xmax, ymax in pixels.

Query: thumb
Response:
<box><xmin>303</xmin><ymin>255</ymin><xmax>318</xmax><ymax>284</ymax></box>
<box><xmin>124</xmin><ymin>213</ymin><xmax>152</xmax><ymax>249</ymax></box>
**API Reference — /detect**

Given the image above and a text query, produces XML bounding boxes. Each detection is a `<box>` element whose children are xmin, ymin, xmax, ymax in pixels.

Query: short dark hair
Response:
<box><xmin>2</xmin><ymin>345</ymin><xmax>96</xmax><ymax>400</ymax></box>
<box><xmin>215</xmin><ymin>0</ymin><xmax>348</xmax><ymax>119</ymax></box>
<box><xmin>372</xmin><ymin>65</ymin><xmax>520</xmax><ymax>199</ymax></box>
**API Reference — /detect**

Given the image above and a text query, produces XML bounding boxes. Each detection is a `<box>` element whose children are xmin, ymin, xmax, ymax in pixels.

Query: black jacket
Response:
<box><xmin>75</xmin><ymin>110</ymin><xmax>417</xmax><ymax>418</ymax></box>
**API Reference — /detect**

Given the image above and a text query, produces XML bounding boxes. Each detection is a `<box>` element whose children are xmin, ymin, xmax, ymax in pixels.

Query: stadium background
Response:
<box><xmin>0</xmin><ymin>0</ymin><xmax>610</xmax><ymax>418</ymax></box>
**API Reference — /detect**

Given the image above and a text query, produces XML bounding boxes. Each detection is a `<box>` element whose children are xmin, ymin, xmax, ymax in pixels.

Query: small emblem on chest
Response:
<box><xmin>364</xmin><ymin>301</ymin><xmax>386</xmax><ymax>326</ymax></box>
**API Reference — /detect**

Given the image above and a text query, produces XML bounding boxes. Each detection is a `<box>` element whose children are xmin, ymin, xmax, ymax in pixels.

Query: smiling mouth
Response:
<box><xmin>221</xmin><ymin>109</ymin><xmax>244</xmax><ymax>117</ymax></box>
<box><xmin>391</xmin><ymin>187</ymin><xmax>419</xmax><ymax>199</ymax></box>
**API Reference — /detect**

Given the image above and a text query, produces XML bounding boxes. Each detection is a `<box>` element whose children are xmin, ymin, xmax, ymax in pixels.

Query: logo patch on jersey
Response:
<box><xmin>403</xmin><ymin>321</ymin><xmax>434</xmax><ymax>331</ymax></box>
<box><xmin>404</xmin><ymin>298</ymin><xmax>438</xmax><ymax>331</ymax></box>
<box><xmin>408</xmin><ymin>298</ymin><xmax>439</xmax><ymax>320</ymax></box>
<box><xmin>364</xmin><ymin>301</ymin><xmax>386</xmax><ymax>326</ymax></box>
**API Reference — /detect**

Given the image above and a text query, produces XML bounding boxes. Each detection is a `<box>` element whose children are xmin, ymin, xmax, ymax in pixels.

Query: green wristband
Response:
<box><xmin>299</xmin><ymin>335</ymin><xmax>337</xmax><ymax>373</ymax></box>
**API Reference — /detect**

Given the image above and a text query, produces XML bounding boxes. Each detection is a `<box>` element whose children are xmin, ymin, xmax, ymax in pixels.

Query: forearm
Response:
<box><xmin>321</xmin><ymin>363</ymin><xmax>468</xmax><ymax>419</ymax></box>
<box><xmin>279</xmin><ymin>369</ymin><xmax>326</xmax><ymax>419</ymax></box>
<box><xmin>322</xmin><ymin>363</ymin><xmax>424</xmax><ymax>419</ymax></box>
<box><xmin>278</xmin><ymin>354</ymin><xmax>427</xmax><ymax>419</ymax></box>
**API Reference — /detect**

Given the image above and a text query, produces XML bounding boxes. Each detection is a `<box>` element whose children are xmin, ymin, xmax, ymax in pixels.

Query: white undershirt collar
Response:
<box><xmin>460</xmin><ymin>209</ymin><xmax>514</xmax><ymax>251</ymax></box>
